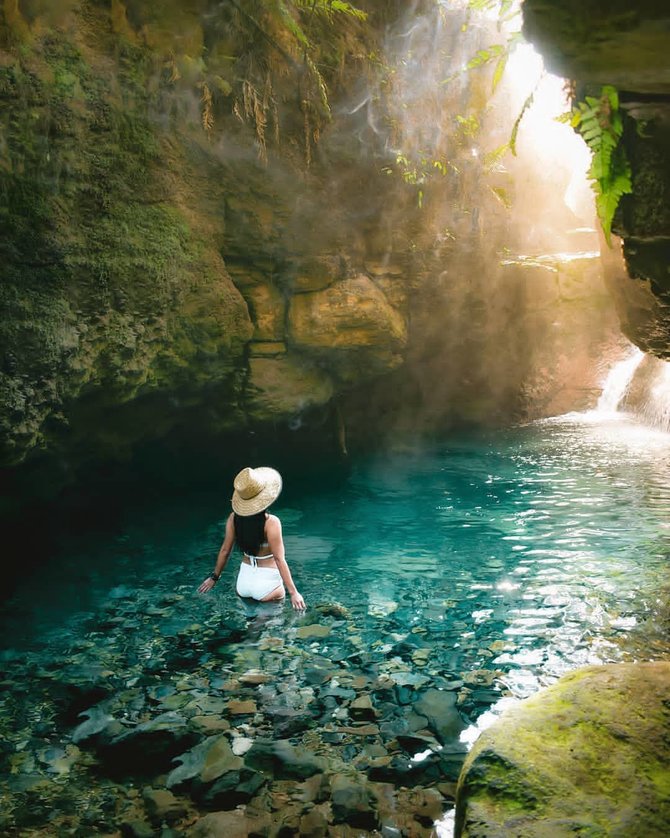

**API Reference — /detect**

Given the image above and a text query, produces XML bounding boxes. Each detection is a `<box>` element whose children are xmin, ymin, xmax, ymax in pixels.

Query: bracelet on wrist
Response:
<box><xmin>210</xmin><ymin>572</ymin><xmax>221</xmax><ymax>582</ymax></box>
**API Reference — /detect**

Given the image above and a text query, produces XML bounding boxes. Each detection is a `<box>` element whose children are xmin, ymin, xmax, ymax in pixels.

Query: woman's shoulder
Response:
<box><xmin>265</xmin><ymin>512</ymin><xmax>281</xmax><ymax>529</ymax></box>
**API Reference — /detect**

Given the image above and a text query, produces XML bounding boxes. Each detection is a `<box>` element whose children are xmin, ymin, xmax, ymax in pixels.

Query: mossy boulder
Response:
<box><xmin>455</xmin><ymin>662</ymin><xmax>670</xmax><ymax>837</ymax></box>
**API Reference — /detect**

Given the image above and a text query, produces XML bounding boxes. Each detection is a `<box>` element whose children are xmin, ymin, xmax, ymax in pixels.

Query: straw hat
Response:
<box><xmin>232</xmin><ymin>466</ymin><xmax>283</xmax><ymax>516</ymax></box>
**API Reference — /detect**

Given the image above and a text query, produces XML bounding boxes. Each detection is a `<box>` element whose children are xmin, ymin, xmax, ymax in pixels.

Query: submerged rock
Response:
<box><xmin>98</xmin><ymin>712</ymin><xmax>198</xmax><ymax>777</ymax></box>
<box><xmin>414</xmin><ymin>688</ymin><xmax>466</xmax><ymax>743</ymax></box>
<box><xmin>167</xmin><ymin>736</ymin><xmax>243</xmax><ymax>789</ymax></box>
<box><xmin>186</xmin><ymin>810</ymin><xmax>271</xmax><ymax>838</ymax></box>
<box><xmin>142</xmin><ymin>787</ymin><xmax>188</xmax><ymax>825</ymax></box>
<box><xmin>455</xmin><ymin>662</ymin><xmax>670</xmax><ymax>837</ymax></box>
<box><xmin>296</xmin><ymin>624</ymin><xmax>332</xmax><ymax>640</ymax></box>
<box><xmin>349</xmin><ymin>694</ymin><xmax>378</xmax><ymax>722</ymax></box>
<box><xmin>246</xmin><ymin>739</ymin><xmax>326</xmax><ymax>780</ymax></box>
<box><xmin>226</xmin><ymin>699</ymin><xmax>257</xmax><ymax>715</ymax></box>
<box><xmin>298</xmin><ymin>805</ymin><xmax>330</xmax><ymax>837</ymax></box>
<box><xmin>314</xmin><ymin>602</ymin><xmax>351</xmax><ymax>619</ymax></box>
<box><xmin>71</xmin><ymin>705</ymin><xmax>122</xmax><ymax>746</ymax></box>
<box><xmin>330</xmin><ymin>773</ymin><xmax>379</xmax><ymax>830</ymax></box>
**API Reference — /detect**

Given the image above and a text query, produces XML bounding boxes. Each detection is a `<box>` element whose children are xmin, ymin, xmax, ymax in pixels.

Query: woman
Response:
<box><xmin>198</xmin><ymin>466</ymin><xmax>306</xmax><ymax>610</ymax></box>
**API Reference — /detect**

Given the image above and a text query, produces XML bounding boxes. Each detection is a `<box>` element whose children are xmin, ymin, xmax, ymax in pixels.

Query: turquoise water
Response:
<box><xmin>2</xmin><ymin>412</ymin><xmax>670</xmax><ymax>834</ymax></box>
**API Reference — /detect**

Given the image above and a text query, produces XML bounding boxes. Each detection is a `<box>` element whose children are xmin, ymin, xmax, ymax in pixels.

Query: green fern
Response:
<box><xmin>467</xmin><ymin>0</ymin><xmax>515</xmax><ymax>17</ymax></box>
<box><xmin>464</xmin><ymin>31</ymin><xmax>523</xmax><ymax>94</ymax></box>
<box><xmin>568</xmin><ymin>85</ymin><xmax>632</xmax><ymax>246</ymax></box>
<box><xmin>275</xmin><ymin>0</ymin><xmax>310</xmax><ymax>48</ymax></box>
<box><xmin>294</xmin><ymin>0</ymin><xmax>367</xmax><ymax>21</ymax></box>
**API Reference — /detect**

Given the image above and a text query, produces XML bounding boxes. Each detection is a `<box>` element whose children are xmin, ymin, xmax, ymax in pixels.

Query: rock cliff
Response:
<box><xmin>0</xmin><ymin>0</ymin><xmax>623</xmax><ymax>500</ymax></box>
<box><xmin>523</xmin><ymin>0</ymin><xmax>670</xmax><ymax>359</ymax></box>
<box><xmin>0</xmin><ymin>0</ymin><xmax>412</xmax><ymax>472</ymax></box>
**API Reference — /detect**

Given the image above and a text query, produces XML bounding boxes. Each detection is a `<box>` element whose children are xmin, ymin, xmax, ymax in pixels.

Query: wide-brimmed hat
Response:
<box><xmin>231</xmin><ymin>466</ymin><xmax>283</xmax><ymax>516</ymax></box>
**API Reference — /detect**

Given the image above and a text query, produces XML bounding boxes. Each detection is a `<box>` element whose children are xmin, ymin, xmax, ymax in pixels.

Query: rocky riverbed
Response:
<box><xmin>4</xmin><ymin>419</ymin><xmax>670</xmax><ymax>836</ymax></box>
<box><xmin>0</xmin><ymin>584</ymin><xmax>517</xmax><ymax>837</ymax></box>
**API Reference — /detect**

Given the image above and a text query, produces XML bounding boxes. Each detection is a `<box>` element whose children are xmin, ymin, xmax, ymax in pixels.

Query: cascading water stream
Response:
<box><xmin>596</xmin><ymin>347</ymin><xmax>644</xmax><ymax>413</ymax></box>
<box><xmin>596</xmin><ymin>346</ymin><xmax>670</xmax><ymax>433</ymax></box>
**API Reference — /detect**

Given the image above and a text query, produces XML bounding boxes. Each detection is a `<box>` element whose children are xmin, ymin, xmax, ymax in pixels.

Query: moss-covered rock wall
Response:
<box><xmin>0</xmin><ymin>0</ymin><xmax>624</xmax><ymax>502</ymax></box>
<box><xmin>0</xmin><ymin>1</ymin><xmax>256</xmax><ymax>466</ymax></box>
<box><xmin>0</xmin><ymin>0</ymin><xmax>412</xmax><ymax>475</ymax></box>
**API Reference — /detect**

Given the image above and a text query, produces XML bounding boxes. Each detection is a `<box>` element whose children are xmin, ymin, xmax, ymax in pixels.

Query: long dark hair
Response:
<box><xmin>234</xmin><ymin>511</ymin><xmax>267</xmax><ymax>555</ymax></box>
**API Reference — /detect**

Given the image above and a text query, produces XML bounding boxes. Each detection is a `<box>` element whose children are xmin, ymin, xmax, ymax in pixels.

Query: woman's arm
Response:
<box><xmin>266</xmin><ymin>515</ymin><xmax>306</xmax><ymax>610</ymax></box>
<box><xmin>197</xmin><ymin>512</ymin><xmax>235</xmax><ymax>593</ymax></box>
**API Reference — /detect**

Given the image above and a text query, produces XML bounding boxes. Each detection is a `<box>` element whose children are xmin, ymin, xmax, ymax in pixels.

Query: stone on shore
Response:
<box><xmin>455</xmin><ymin>662</ymin><xmax>670</xmax><ymax>837</ymax></box>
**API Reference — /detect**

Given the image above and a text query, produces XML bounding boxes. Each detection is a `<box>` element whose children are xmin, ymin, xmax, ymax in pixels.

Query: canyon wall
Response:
<box><xmin>523</xmin><ymin>0</ymin><xmax>670</xmax><ymax>359</ymax></box>
<box><xmin>0</xmin><ymin>0</ymin><xmax>622</xmax><ymax>500</ymax></box>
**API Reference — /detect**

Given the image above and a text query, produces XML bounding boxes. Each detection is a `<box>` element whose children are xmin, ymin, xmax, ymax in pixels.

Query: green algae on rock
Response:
<box><xmin>0</xmin><ymin>8</ymin><xmax>253</xmax><ymax>467</ymax></box>
<box><xmin>455</xmin><ymin>662</ymin><xmax>670</xmax><ymax>838</ymax></box>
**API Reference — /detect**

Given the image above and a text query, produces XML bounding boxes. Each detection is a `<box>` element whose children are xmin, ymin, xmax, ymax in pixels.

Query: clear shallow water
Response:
<box><xmin>2</xmin><ymin>412</ymin><xmax>670</xmax><ymax>834</ymax></box>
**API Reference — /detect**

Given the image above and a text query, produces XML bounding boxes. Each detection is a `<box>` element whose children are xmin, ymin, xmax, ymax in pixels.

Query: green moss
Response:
<box><xmin>0</xmin><ymin>15</ymin><xmax>254</xmax><ymax>467</ymax></box>
<box><xmin>457</xmin><ymin>664</ymin><xmax>670</xmax><ymax>836</ymax></box>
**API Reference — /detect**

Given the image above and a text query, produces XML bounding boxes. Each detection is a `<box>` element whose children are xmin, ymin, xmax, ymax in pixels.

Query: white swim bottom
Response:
<box><xmin>236</xmin><ymin>562</ymin><xmax>284</xmax><ymax>601</ymax></box>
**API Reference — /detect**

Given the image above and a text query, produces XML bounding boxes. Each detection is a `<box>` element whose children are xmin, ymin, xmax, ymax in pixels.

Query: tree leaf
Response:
<box><xmin>492</xmin><ymin>51</ymin><xmax>507</xmax><ymax>92</ymax></box>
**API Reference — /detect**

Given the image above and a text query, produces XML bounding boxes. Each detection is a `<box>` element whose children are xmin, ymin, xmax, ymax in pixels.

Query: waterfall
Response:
<box><xmin>597</xmin><ymin>347</ymin><xmax>670</xmax><ymax>433</ymax></box>
<box><xmin>627</xmin><ymin>358</ymin><xmax>670</xmax><ymax>434</ymax></box>
<box><xmin>597</xmin><ymin>348</ymin><xmax>644</xmax><ymax>412</ymax></box>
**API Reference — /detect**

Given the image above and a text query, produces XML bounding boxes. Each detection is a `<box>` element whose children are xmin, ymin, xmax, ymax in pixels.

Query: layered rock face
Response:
<box><xmin>0</xmin><ymin>0</ymin><xmax>412</xmax><ymax>471</ymax></box>
<box><xmin>523</xmin><ymin>0</ymin><xmax>670</xmax><ymax>359</ymax></box>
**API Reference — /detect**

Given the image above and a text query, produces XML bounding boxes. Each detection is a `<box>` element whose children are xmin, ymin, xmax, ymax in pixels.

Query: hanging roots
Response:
<box><xmin>237</xmin><ymin>78</ymin><xmax>273</xmax><ymax>163</ymax></box>
<box><xmin>302</xmin><ymin>99</ymin><xmax>311</xmax><ymax>168</ymax></box>
<box><xmin>200</xmin><ymin>82</ymin><xmax>214</xmax><ymax>136</ymax></box>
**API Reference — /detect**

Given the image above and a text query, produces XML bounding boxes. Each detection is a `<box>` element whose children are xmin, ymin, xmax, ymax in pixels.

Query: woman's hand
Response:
<box><xmin>290</xmin><ymin>590</ymin><xmax>306</xmax><ymax>611</ymax></box>
<box><xmin>198</xmin><ymin>577</ymin><xmax>216</xmax><ymax>594</ymax></box>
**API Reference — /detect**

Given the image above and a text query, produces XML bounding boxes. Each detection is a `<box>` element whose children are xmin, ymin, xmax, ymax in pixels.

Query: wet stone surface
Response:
<box><xmin>0</xmin><ymin>588</ymin><xmax>500</xmax><ymax>836</ymax></box>
<box><xmin>1</xmin><ymin>569</ymin><xmax>668</xmax><ymax>836</ymax></box>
